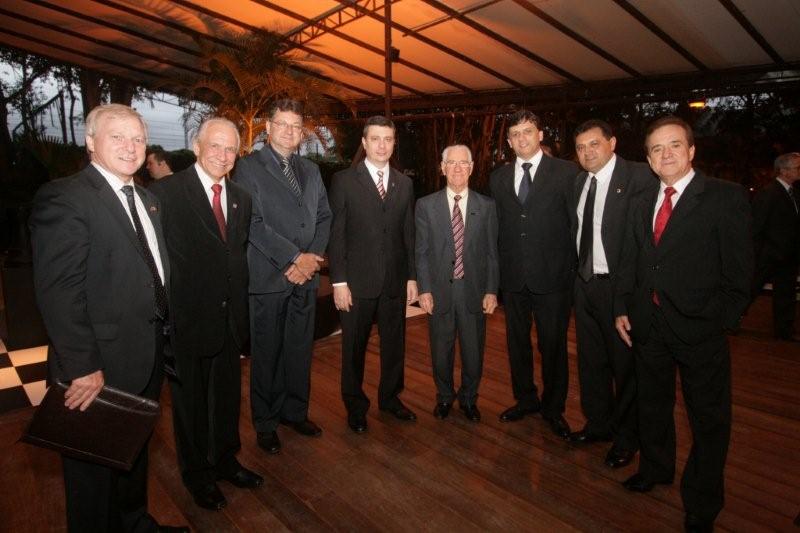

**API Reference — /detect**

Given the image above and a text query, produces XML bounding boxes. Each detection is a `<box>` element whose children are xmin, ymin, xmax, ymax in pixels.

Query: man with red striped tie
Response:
<box><xmin>614</xmin><ymin>116</ymin><xmax>753</xmax><ymax>533</ymax></box>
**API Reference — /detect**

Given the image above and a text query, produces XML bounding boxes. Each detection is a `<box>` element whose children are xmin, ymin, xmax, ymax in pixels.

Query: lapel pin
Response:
<box><xmin>616</xmin><ymin>188</ymin><xmax>622</xmax><ymax>194</ymax></box>
<box><xmin>149</xmin><ymin>205</ymin><xmax>158</xmax><ymax>212</ymax></box>
<box><xmin>232</xmin><ymin>203</ymin><xmax>238</xmax><ymax>209</ymax></box>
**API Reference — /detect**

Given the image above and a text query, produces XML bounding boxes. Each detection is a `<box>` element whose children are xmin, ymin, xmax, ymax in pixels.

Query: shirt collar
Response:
<box><xmin>92</xmin><ymin>161</ymin><xmax>133</xmax><ymax>192</ymax></box>
<box><xmin>591</xmin><ymin>154</ymin><xmax>617</xmax><ymax>184</ymax></box>
<box><xmin>446</xmin><ymin>187</ymin><xmax>469</xmax><ymax>201</ymax></box>
<box><xmin>364</xmin><ymin>158</ymin><xmax>389</xmax><ymax>178</ymax></box>
<box><xmin>194</xmin><ymin>163</ymin><xmax>225</xmax><ymax>191</ymax></box>
<box><xmin>516</xmin><ymin>149</ymin><xmax>543</xmax><ymax>169</ymax></box>
<box><xmin>776</xmin><ymin>177</ymin><xmax>793</xmax><ymax>192</ymax></box>
<box><xmin>660</xmin><ymin>168</ymin><xmax>695</xmax><ymax>195</ymax></box>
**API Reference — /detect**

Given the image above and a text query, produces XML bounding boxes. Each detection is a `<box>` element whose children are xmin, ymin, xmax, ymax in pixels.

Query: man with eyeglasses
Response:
<box><xmin>489</xmin><ymin>109</ymin><xmax>579</xmax><ymax>439</ymax></box>
<box><xmin>150</xmin><ymin>118</ymin><xmax>262</xmax><ymax>511</ymax></box>
<box><xmin>233</xmin><ymin>99</ymin><xmax>332</xmax><ymax>455</ymax></box>
<box><xmin>752</xmin><ymin>152</ymin><xmax>800</xmax><ymax>341</ymax></box>
<box><xmin>30</xmin><ymin>104</ymin><xmax>187</xmax><ymax>532</ymax></box>
<box><xmin>328</xmin><ymin>115</ymin><xmax>418</xmax><ymax>434</ymax></box>
<box><xmin>415</xmin><ymin>145</ymin><xmax>498</xmax><ymax>422</ymax></box>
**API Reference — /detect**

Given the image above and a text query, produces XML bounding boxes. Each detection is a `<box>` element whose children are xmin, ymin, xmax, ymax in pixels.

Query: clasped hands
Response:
<box><xmin>418</xmin><ymin>292</ymin><xmax>498</xmax><ymax>315</ymax></box>
<box><xmin>285</xmin><ymin>252</ymin><xmax>324</xmax><ymax>285</ymax></box>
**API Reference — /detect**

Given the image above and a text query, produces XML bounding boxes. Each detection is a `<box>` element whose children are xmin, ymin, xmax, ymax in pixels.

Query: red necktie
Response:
<box><xmin>653</xmin><ymin>186</ymin><xmax>676</xmax><ymax>246</ymax></box>
<box><xmin>211</xmin><ymin>183</ymin><xmax>226</xmax><ymax>242</ymax></box>
<box><xmin>652</xmin><ymin>186</ymin><xmax>676</xmax><ymax>305</ymax></box>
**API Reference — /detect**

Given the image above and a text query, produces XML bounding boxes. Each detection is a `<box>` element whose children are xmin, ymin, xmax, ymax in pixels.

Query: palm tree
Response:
<box><xmin>187</xmin><ymin>31</ymin><xmax>354</xmax><ymax>153</ymax></box>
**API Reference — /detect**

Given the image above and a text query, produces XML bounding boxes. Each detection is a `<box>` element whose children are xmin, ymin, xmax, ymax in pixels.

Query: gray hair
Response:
<box><xmin>85</xmin><ymin>103</ymin><xmax>147</xmax><ymax>139</ymax></box>
<box><xmin>441</xmin><ymin>144</ymin><xmax>472</xmax><ymax>163</ymax></box>
<box><xmin>774</xmin><ymin>152</ymin><xmax>800</xmax><ymax>171</ymax></box>
<box><xmin>193</xmin><ymin>117</ymin><xmax>241</xmax><ymax>151</ymax></box>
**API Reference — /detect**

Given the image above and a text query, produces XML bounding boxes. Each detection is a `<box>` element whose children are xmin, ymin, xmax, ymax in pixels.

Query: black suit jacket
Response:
<box><xmin>233</xmin><ymin>146</ymin><xmax>331</xmax><ymax>294</ymax></box>
<box><xmin>569</xmin><ymin>156</ymin><xmax>656</xmax><ymax>277</ymax></box>
<box><xmin>149</xmin><ymin>167</ymin><xmax>252</xmax><ymax>358</ymax></box>
<box><xmin>415</xmin><ymin>189</ymin><xmax>499</xmax><ymax>313</ymax></box>
<box><xmin>614</xmin><ymin>170</ymin><xmax>754</xmax><ymax>345</ymax></box>
<box><xmin>489</xmin><ymin>155</ymin><xmax>580</xmax><ymax>293</ymax></box>
<box><xmin>328</xmin><ymin>161</ymin><xmax>416</xmax><ymax>299</ymax></box>
<box><xmin>30</xmin><ymin>165</ymin><xmax>170</xmax><ymax>394</ymax></box>
<box><xmin>752</xmin><ymin>179</ymin><xmax>800</xmax><ymax>269</ymax></box>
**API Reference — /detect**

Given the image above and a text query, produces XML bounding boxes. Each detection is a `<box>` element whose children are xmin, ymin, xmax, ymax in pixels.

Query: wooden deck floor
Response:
<box><xmin>1</xmin><ymin>296</ymin><xmax>798</xmax><ymax>532</ymax></box>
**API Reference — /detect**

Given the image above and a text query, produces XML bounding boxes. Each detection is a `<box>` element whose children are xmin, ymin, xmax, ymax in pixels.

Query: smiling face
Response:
<box><xmin>507</xmin><ymin>120</ymin><xmax>543</xmax><ymax>160</ymax></box>
<box><xmin>441</xmin><ymin>146</ymin><xmax>473</xmax><ymax>194</ymax></box>
<box><xmin>575</xmin><ymin>127</ymin><xmax>616</xmax><ymax>174</ymax></box>
<box><xmin>194</xmin><ymin>122</ymin><xmax>238</xmax><ymax>181</ymax></box>
<box><xmin>362</xmin><ymin>125</ymin><xmax>395</xmax><ymax>167</ymax></box>
<box><xmin>646</xmin><ymin>124</ymin><xmax>695</xmax><ymax>186</ymax></box>
<box><xmin>85</xmin><ymin>114</ymin><xmax>147</xmax><ymax>183</ymax></box>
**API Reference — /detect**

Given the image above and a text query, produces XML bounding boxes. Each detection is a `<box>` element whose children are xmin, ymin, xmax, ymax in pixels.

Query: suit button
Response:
<box><xmin>653</xmin><ymin>265</ymin><xmax>659</xmax><ymax>270</ymax></box>
<box><xmin>300</xmin><ymin>223</ymin><xmax>305</xmax><ymax>228</ymax></box>
<box><xmin>520</xmin><ymin>232</ymin><xmax>526</xmax><ymax>237</ymax></box>
<box><xmin>449</xmin><ymin>279</ymin><xmax>453</xmax><ymax>284</ymax></box>
<box><xmin>221</xmin><ymin>301</ymin><xmax>227</xmax><ymax>308</ymax></box>
<box><xmin>521</xmin><ymin>214</ymin><xmax>527</xmax><ymax>219</ymax></box>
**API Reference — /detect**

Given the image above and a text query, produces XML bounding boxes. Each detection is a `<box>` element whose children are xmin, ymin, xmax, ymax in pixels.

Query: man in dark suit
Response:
<box><xmin>328</xmin><ymin>115</ymin><xmax>418</xmax><ymax>433</ymax></box>
<box><xmin>29</xmin><ymin>104</ymin><xmax>186</xmax><ymax>532</ymax></box>
<box><xmin>233</xmin><ymin>99</ymin><xmax>331</xmax><ymax>454</ymax></box>
<box><xmin>568</xmin><ymin>120</ymin><xmax>654</xmax><ymax>468</ymax></box>
<box><xmin>614</xmin><ymin>116</ymin><xmax>753</xmax><ymax>532</ymax></box>
<box><xmin>489</xmin><ymin>109</ymin><xmax>579</xmax><ymax>438</ymax></box>
<box><xmin>415</xmin><ymin>144</ymin><xmax>499</xmax><ymax>422</ymax></box>
<box><xmin>149</xmin><ymin>118</ymin><xmax>262</xmax><ymax>511</ymax></box>
<box><xmin>752</xmin><ymin>152</ymin><xmax>800</xmax><ymax>341</ymax></box>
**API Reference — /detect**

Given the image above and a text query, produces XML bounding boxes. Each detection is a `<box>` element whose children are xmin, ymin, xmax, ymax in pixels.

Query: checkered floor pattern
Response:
<box><xmin>0</xmin><ymin>338</ymin><xmax>48</xmax><ymax>414</ymax></box>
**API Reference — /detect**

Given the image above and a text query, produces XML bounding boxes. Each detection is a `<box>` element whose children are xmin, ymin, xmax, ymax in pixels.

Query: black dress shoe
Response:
<box><xmin>499</xmin><ymin>403</ymin><xmax>540</xmax><ymax>422</ymax></box>
<box><xmin>622</xmin><ymin>473</ymin><xmax>672</xmax><ymax>493</ymax></box>
<box><xmin>684</xmin><ymin>512</ymin><xmax>714</xmax><ymax>533</ymax></box>
<box><xmin>604</xmin><ymin>447</ymin><xmax>635</xmax><ymax>469</ymax></box>
<box><xmin>348</xmin><ymin>413</ymin><xmax>368</xmax><ymax>433</ymax></box>
<box><xmin>281</xmin><ymin>418</ymin><xmax>323</xmax><ymax>437</ymax></box>
<box><xmin>569</xmin><ymin>428</ymin><xmax>612</xmax><ymax>444</ymax></box>
<box><xmin>433</xmin><ymin>402</ymin><xmax>452</xmax><ymax>419</ymax></box>
<box><xmin>257</xmin><ymin>431</ymin><xmax>281</xmax><ymax>454</ymax></box>
<box><xmin>157</xmin><ymin>526</ymin><xmax>190</xmax><ymax>533</ymax></box>
<box><xmin>543</xmin><ymin>414</ymin><xmax>571</xmax><ymax>439</ymax></box>
<box><xmin>380</xmin><ymin>405</ymin><xmax>417</xmax><ymax>421</ymax></box>
<box><xmin>218</xmin><ymin>466</ymin><xmax>264</xmax><ymax>489</ymax></box>
<box><xmin>460</xmin><ymin>404</ymin><xmax>481</xmax><ymax>422</ymax></box>
<box><xmin>190</xmin><ymin>482</ymin><xmax>226</xmax><ymax>510</ymax></box>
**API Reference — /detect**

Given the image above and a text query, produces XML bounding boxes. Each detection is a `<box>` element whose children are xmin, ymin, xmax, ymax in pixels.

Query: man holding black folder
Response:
<box><xmin>30</xmin><ymin>104</ymin><xmax>186</xmax><ymax>533</ymax></box>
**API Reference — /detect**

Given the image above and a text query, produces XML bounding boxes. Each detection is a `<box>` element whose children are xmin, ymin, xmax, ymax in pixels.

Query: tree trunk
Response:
<box><xmin>79</xmin><ymin>68</ymin><xmax>103</xmax><ymax>120</ymax></box>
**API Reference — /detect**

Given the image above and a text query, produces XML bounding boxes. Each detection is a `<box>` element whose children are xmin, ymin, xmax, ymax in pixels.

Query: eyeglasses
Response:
<box><xmin>270</xmin><ymin>120</ymin><xmax>303</xmax><ymax>133</ymax></box>
<box><xmin>444</xmin><ymin>160</ymin><xmax>472</xmax><ymax>167</ymax></box>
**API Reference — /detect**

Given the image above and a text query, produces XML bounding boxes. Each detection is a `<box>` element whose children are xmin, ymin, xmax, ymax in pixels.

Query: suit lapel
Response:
<box><xmin>432</xmin><ymin>190</ymin><xmax>453</xmax><ymax>255</ymax></box>
<box><xmin>184</xmin><ymin>167</ymin><xmax>225</xmax><ymax>242</ymax></box>
<box><xmin>464</xmin><ymin>191</ymin><xmax>481</xmax><ymax>250</ymax></box>
<box><xmin>600</xmin><ymin>158</ymin><xmax>627</xmax><ymax>249</ymax></box>
<box><xmin>656</xmin><ymin>171</ymin><xmax>705</xmax><ymax>253</ymax></box>
<box><xmin>86</xmin><ymin>167</ymin><xmax>145</xmax><ymax>261</ymax></box>
<box><xmin>226</xmin><ymin>180</ymin><xmax>243</xmax><ymax>241</ymax></box>
<box><xmin>258</xmin><ymin>146</ymin><xmax>296</xmax><ymax>196</ymax></box>
<box><xmin>356</xmin><ymin>162</ymin><xmax>384</xmax><ymax>203</ymax></box>
<box><xmin>140</xmin><ymin>186</ymin><xmax>170</xmax><ymax>284</ymax></box>
<box><xmin>526</xmin><ymin>155</ymin><xmax>549</xmax><ymax>205</ymax></box>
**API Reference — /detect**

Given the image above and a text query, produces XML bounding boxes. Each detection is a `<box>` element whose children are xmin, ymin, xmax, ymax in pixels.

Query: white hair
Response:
<box><xmin>441</xmin><ymin>144</ymin><xmax>472</xmax><ymax>162</ymax></box>
<box><xmin>193</xmin><ymin>117</ymin><xmax>241</xmax><ymax>151</ymax></box>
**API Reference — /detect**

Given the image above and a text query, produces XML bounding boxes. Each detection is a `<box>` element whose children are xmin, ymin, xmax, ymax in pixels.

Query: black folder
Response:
<box><xmin>21</xmin><ymin>382</ymin><xmax>159</xmax><ymax>470</ymax></box>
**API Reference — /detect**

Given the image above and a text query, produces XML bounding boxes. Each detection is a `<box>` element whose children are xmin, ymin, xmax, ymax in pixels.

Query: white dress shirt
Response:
<box><xmin>195</xmin><ymin>163</ymin><xmax>227</xmax><ymax>219</ymax></box>
<box><xmin>514</xmin><ymin>149</ymin><xmax>544</xmax><ymax>195</ymax></box>
<box><xmin>93</xmin><ymin>162</ymin><xmax>164</xmax><ymax>282</ymax></box>
<box><xmin>364</xmin><ymin>158</ymin><xmax>390</xmax><ymax>189</ymax></box>
<box><xmin>652</xmin><ymin>169</ymin><xmax>695</xmax><ymax>229</ymax></box>
<box><xmin>576</xmin><ymin>155</ymin><xmax>616</xmax><ymax>275</ymax></box>
<box><xmin>446</xmin><ymin>187</ymin><xmax>469</xmax><ymax>230</ymax></box>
